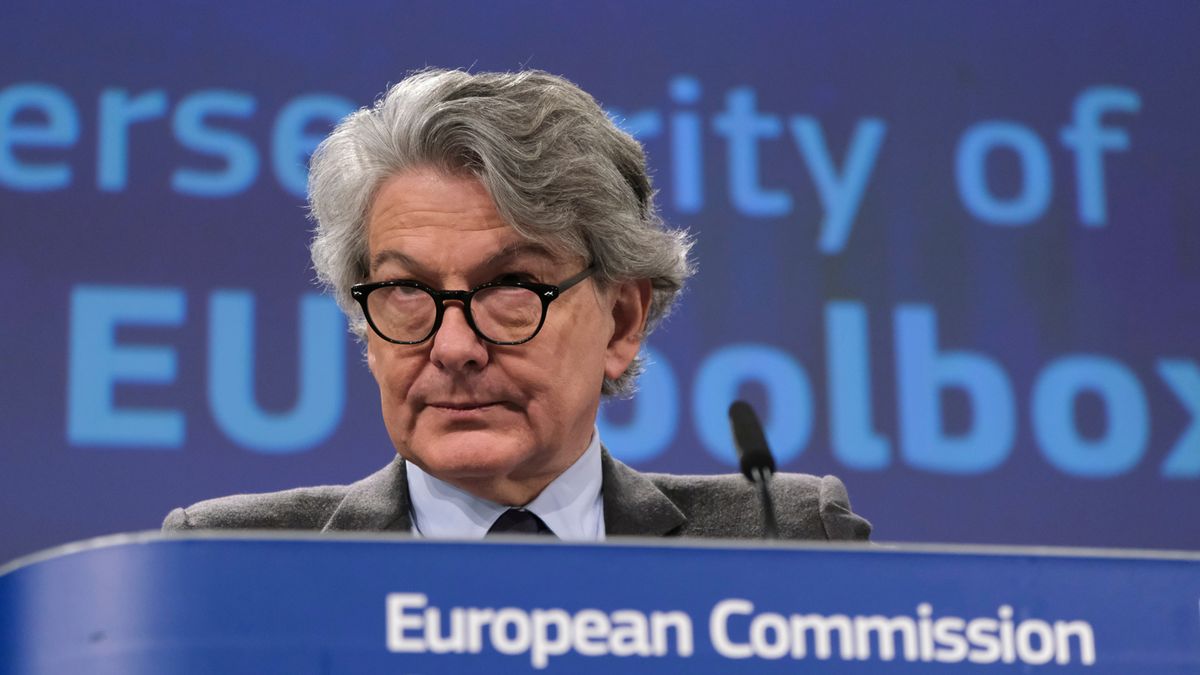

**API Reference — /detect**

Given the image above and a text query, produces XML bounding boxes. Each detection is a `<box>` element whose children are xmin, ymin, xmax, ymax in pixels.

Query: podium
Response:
<box><xmin>3</xmin><ymin>533</ymin><xmax>1198</xmax><ymax>673</ymax></box>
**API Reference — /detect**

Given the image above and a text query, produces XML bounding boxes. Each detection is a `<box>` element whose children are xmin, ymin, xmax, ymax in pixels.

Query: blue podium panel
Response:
<box><xmin>2</xmin><ymin>534</ymin><xmax>1199</xmax><ymax>673</ymax></box>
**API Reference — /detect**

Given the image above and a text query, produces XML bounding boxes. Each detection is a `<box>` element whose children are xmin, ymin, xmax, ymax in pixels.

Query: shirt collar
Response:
<box><xmin>405</xmin><ymin>429</ymin><xmax>605</xmax><ymax>541</ymax></box>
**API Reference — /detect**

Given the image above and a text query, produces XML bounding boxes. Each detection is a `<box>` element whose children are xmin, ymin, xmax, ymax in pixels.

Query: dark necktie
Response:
<box><xmin>487</xmin><ymin>508</ymin><xmax>555</xmax><ymax>537</ymax></box>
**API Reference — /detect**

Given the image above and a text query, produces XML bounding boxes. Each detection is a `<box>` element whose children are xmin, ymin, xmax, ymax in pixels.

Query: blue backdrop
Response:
<box><xmin>2</xmin><ymin>2</ymin><xmax>1198</xmax><ymax>563</ymax></box>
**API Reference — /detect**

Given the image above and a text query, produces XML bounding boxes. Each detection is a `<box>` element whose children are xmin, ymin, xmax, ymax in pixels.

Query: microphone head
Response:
<box><xmin>728</xmin><ymin>401</ymin><xmax>776</xmax><ymax>481</ymax></box>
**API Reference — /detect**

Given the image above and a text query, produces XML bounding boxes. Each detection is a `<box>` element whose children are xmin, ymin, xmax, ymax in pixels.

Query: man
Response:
<box><xmin>163</xmin><ymin>69</ymin><xmax>870</xmax><ymax>542</ymax></box>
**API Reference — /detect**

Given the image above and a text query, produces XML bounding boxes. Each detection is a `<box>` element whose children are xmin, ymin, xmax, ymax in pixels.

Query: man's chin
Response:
<box><xmin>402</xmin><ymin>431</ymin><xmax>536</xmax><ymax>482</ymax></box>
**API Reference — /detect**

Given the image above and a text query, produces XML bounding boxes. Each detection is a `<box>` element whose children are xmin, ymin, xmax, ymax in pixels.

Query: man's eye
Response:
<box><xmin>495</xmin><ymin>272</ymin><xmax>535</xmax><ymax>284</ymax></box>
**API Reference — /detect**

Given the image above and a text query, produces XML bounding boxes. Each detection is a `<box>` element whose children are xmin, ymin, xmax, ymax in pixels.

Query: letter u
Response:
<box><xmin>208</xmin><ymin>291</ymin><xmax>345</xmax><ymax>452</ymax></box>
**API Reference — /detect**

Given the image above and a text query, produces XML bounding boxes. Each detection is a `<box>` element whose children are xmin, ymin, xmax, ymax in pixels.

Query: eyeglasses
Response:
<box><xmin>350</xmin><ymin>266</ymin><xmax>595</xmax><ymax>345</ymax></box>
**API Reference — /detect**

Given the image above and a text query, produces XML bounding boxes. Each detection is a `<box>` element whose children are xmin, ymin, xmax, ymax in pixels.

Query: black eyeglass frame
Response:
<box><xmin>350</xmin><ymin>265</ymin><xmax>596</xmax><ymax>346</ymax></box>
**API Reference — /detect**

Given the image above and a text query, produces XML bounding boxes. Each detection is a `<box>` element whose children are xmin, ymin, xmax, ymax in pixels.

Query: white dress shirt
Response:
<box><xmin>405</xmin><ymin>428</ymin><xmax>606</xmax><ymax>541</ymax></box>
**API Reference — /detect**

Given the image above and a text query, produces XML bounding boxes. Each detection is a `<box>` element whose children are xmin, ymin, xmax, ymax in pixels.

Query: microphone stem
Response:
<box><xmin>754</xmin><ymin>467</ymin><xmax>779</xmax><ymax>539</ymax></box>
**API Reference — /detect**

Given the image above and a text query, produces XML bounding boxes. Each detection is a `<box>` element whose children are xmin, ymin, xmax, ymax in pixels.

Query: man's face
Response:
<box><xmin>363</xmin><ymin>169</ymin><xmax>648</xmax><ymax>504</ymax></box>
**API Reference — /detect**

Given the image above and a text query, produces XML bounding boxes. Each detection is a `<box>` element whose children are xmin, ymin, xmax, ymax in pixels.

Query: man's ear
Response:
<box><xmin>604</xmin><ymin>278</ymin><xmax>653</xmax><ymax>381</ymax></box>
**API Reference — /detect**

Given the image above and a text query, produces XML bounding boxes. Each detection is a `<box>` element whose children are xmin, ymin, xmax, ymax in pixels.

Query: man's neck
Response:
<box><xmin>450</xmin><ymin>469</ymin><xmax>571</xmax><ymax>507</ymax></box>
<box><xmin>437</xmin><ymin>442</ymin><xmax>592</xmax><ymax>506</ymax></box>
<box><xmin>405</xmin><ymin>430</ymin><xmax>606</xmax><ymax>541</ymax></box>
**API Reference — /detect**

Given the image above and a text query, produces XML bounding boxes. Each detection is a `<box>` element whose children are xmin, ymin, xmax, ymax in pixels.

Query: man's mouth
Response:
<box><xmin>426</xmin><ymin>401</ymin><xmax>502</xmax><ymax>412</ymax></box>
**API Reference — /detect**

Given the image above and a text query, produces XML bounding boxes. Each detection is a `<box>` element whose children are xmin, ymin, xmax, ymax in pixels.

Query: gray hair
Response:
<box><xmin>307</xmin><ymin>68</ymin><xmax>693</xmax><ymax>396</ymax></box>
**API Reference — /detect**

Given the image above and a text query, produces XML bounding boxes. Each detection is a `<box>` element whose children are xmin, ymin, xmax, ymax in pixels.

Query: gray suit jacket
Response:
<box><xmin>163</xmin><ymin>450</ymin><xmax>871</xmax><ymax>541</ymax></box>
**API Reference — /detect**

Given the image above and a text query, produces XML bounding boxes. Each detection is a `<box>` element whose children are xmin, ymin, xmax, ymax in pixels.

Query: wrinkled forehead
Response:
<box><xmin>363</xmin><ymin>170</ymin><xmax>573</xmax><ymax>274</ymax></box>
<box><xmin>368</xmin><ymin>238</ymin><xmax>570</xmax><ymax>277</ymax></box>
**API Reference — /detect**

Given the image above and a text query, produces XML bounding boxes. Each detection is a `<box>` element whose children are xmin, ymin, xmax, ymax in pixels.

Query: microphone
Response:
<box><xmin>728</xmin><ymin>401</ymin><xmax>779</xmax><ymax>539</ymax></box>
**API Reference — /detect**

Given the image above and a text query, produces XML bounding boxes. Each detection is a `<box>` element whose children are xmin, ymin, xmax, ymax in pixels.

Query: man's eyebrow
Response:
<box><xmin>369</xmin><ymin>242</ymin><xmax>560</xmax><ymax>275</ymax></box>
<box><xmin>370</xmin><ymin>249</ymin><xmax>425</xmax><ymax>275</ymax></box>
<box><xmin>482</xmin><ymin>242</ymin><xmax>558</xmax><ymax>268</ymax></box>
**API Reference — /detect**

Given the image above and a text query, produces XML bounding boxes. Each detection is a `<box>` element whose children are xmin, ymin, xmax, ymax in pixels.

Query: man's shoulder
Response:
<box><xmin>163</xmin><ymin>457</ymin><xmax>411</xmax><ymax>533</ymax></box>
<box><xmin>634</xmin><ymin>469</ymin><xmax>870</xmax><ymax>541</ymax></box>
<box><xmin>644</xmin><ymin>470</ymin><xmax>825</xmax><ymax>495</ymax></box>
<box><xmin>162</xmin><ymin>484</ymin><xmax>351</xmax><ymax>531</ymax></box>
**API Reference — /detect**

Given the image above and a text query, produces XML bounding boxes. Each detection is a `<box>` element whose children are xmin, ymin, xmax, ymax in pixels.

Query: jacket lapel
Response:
<box><xmin>322</xmin><ymin>455</ymin><xmax>413</xmax><ymax>532</ymax></box>
<box><xmin>601</xmin><ymin>448</ymin><xmax>687</xmax><ymax>537</ymax></box>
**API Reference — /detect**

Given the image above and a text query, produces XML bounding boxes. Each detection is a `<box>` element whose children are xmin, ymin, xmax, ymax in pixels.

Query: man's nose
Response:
<box><xmin>429</xmin><ymin>303</ymin><xmax>489</xmax><ymax>371</ymax></box>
